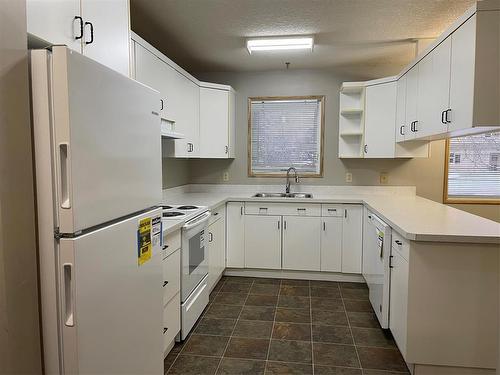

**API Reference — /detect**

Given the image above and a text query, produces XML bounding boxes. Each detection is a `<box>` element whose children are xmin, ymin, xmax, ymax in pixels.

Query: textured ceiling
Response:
<box><xmin>131</xmin><ymin>0</ymin><xmax>475</xmax><ymax>79</ymax></box>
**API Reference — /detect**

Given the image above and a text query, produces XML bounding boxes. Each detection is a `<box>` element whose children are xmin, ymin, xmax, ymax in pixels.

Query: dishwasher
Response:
<box><xmin>362</xmin><ymin>207</ymin><xmax>392</xmax><ymax>329</ymax></box>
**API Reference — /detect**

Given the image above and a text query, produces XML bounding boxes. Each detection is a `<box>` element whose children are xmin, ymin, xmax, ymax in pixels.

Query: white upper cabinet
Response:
<box><xmin>395</xmin><ymin>75</ymin><xmax>407</xmax><ymax>143</ymax></box>
<box><xmin>27</xmin><ymin>0</ymin><xmax>130</xmax><ymax>76</ymax></box>
<box><xmin>27</xmin><ymin>0</ymin><xmax>82</xmax><ymax>52</ymax></box>
<box><xmin>403</xmin><ymin>66</ymin><xmax>419</xmax><ymax>140</ymax></box>
<box><xmin>199</xmin><ymin>84</ymin><xmax>236</xmax><ymax>159</ymax></box>
<box><xmin>363</xmin><ymin>81</ymin><xmax>397</xmax><ymax>158</ymax></box>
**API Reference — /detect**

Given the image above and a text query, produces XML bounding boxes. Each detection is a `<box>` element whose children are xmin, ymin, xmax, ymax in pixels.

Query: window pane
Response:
<box><xmin>250</xmin><ymin>98</ymin><xmax>322</xmax><ymax>174</ymax></box>
<box><xmin>447</xmin><ymin>132</ymin><xmax>500</xmax><ymax>198</ymax></box>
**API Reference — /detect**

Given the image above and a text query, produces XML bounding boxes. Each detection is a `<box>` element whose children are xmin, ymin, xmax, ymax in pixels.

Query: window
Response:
<box><xmin>248</xmin><ymin>96</ymin><xmax>325</xmax><ymax>176</ymax></box>
<box><xmin>444</xmin><ymin>132</ymin><xmax>500</xmax><ymax>204</ymax></box>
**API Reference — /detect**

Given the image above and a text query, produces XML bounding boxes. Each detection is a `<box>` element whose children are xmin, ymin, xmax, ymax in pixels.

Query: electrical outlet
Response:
<box><xmin>223</xmin><ymin>172</ymin><xmax>229</xmax><ymax>182</ymax></box>
<box><xmin>380</xmin><ymin>172</ymin><xmax>389</xmax><ymax>184</ymax></box>
<box><xmin>345</xmin><ymin>172</ymin><xmax>353</xmax><ymax>183</ymax></box>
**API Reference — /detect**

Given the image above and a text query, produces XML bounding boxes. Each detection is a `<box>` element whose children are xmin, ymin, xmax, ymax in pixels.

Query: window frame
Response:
<box><xmin>247</xmin><ymin>95</ymin><xmax>325</xmax><ymax>178</ymax></box>
<box><xmin>443</xmin><ymin>137</ymin><xmax>500</xmax><ymax>205</ymax></box>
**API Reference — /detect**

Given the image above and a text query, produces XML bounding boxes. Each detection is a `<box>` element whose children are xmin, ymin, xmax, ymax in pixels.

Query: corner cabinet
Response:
<box><xmin>27</xmin><ymin>0</ymin><xmax>130</xmax><ymax>76</ymax></box>
<box><xmin>199</xmin><ymin>83</ymin><xmax>236</xmax><ymax>159</ymax></box>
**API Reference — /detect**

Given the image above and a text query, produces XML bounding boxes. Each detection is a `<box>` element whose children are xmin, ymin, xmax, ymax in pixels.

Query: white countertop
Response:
<box><xmin>161</xmin><ymin>185</ymin><xmax>500</xmax><ymax>244</ymax></box>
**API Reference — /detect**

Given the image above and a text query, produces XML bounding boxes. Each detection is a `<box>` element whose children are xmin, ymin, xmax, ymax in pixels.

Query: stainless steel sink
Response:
<box><xmin>253</xmin><ymin>192</ymin><xmax>313</xmax><ymax>198</ymax></box>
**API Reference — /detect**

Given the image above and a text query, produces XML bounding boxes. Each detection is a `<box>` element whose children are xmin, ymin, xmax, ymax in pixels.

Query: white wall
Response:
<box><xmin>0</xmin><ymin>1</ymin><xmax>42</xmax><ymax>373</ymax></box>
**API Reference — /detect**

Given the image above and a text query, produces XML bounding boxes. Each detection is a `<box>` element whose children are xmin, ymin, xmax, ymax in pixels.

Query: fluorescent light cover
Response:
<box><xmin>246</xmin><ymin>37</ymin><xmax>314</xmax><ymax>53</ymax></box>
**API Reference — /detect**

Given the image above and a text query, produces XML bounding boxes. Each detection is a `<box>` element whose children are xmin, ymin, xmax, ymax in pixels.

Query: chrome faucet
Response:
<box><xmin>285</xmin><ymin>167</ymin><xmax>300</xmax><ymax>194</ymax></box>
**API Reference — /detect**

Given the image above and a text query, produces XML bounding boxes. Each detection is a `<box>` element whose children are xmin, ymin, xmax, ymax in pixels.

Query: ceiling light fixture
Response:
<box><xmin>246</xmin><ymin>36</ymin><xmax>314</xmax><ymax>54</ymax></box>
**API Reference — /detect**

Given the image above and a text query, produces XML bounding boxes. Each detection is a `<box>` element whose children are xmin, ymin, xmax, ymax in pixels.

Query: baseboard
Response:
<box><xmin>224</xmin><ymin>268</ymin><xmax>365</xmax><ymax>283</ymax></box>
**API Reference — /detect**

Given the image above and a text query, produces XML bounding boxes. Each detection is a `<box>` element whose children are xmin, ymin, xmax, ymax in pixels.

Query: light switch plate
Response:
<box><xmin>345</xmin><ymin>172</ymin><xmax>353</xmax><ymax>183</ymax></box>
<box><xmin>223</xmin><ymin>172</ymin><xmax>229</xmax><ymax>181</ymax></box>
<box><xmin>380</xmin><ymin>172</ymin><xmax>389</xmax><ymax>184</ymax></box>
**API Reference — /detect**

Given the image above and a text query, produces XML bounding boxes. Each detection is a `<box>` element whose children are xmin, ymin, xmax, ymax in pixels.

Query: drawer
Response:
<box><xmin>209</xmin><ymin>204</ymin><xmax>225</xmax><ymax>225</ymax></box>
<box><xmin>245</xmin><ymin>202</ymin><xmax>321</xmax><ymax>216</ymax></box>
<box><xmin>163</xmin><ymin>249</ymin><xmax>181</xmax><ymax>305</ymax></box>
<box><xmin>321</xmin><ymin>204</ymin><xmax>343</xmax><ymax>217</ymax></box>
<box><xmin>162</xmin><ymin>229</ymin><xmax>181</xmax><ymax>258</ymax></box>
<box><xmin>163</xmin><ymin>292</ymin><xmax>180</xmax><ymax>354</ymax></box>
<box><xmin>392</xmin><ymin>231</ymin><xmax>410</xmax><ymax>261</ymax></box>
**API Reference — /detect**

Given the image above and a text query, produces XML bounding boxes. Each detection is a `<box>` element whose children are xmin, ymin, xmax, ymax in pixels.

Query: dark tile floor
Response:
<box><xmin>165</xmin><ymin>276</ymin><xmax>409</xmax><ymax>375</ymax></box>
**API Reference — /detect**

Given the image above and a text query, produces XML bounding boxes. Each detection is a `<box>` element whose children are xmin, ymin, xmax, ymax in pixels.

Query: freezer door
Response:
<box><xmin>49</xmin><ymin>46</ymin><xmax>161</xmax><ymax>233</ymax></box>
<box><xmin>58</xmin><ymin>208</ymin><xmax>163</xmax><ymax>374</ymax></box>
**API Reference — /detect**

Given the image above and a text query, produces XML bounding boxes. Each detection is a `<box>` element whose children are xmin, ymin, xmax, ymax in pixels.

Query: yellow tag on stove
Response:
<box><xmin>138</xmin><ymin>217</ymin><xmax>152</xmax><ymax>266</ymax></box>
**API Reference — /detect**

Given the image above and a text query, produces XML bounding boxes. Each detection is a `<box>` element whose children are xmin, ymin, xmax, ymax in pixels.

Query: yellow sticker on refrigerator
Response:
<box><xmin>138</xmin><ymin>217</ymin><xmax>152</xmax><ymax>266</ymax></box>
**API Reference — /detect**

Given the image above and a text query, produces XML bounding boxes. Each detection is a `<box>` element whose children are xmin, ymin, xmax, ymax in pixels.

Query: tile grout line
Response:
<box><xmin>263</xmin><ymin>278</ymin><xmax>281</xmax><ymax>374</ymax></box>
<box><xmin>340</xmin><ymin>284</ymin><xmax>364</xmax><ymax>371</ymax></box>
<box><xmin>165</xmin><ymin>277</ymin><xmax>226</xmax><ymax>374</ymax></box>
<box><xmin>213</xmin><ymin>279</ymin><xmax>254</xmax><ymax>374</ymax></box>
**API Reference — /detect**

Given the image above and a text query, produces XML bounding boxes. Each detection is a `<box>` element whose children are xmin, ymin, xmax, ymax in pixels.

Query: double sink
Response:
<box><xmin>253</xmin><ymin>192</ymin><xmax>313</xmax><ymax>198</ymax></box>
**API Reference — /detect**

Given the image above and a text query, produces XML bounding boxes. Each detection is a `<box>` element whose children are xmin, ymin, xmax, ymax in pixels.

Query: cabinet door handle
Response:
<box><xmin>162</xmin><ymin>245</ymin><xmax>169</xmax><ymax>250</ymax></box>
<box><xmin>413</xmin><ymin>121</ymin><xmax>418</xmax><ymax>132</ymax></box>
<box><xmin>441</xmin><ymin>110</ymin><xmax>446</xmax><ymax>124</ymax></box>
<box><xmin>445</xmin><ymin>109</ymin><xmax>452</xmax><ymax>124</ymax></box>
<box><xmin>399</xmin><ymin>125</ymin><xmax>405</xmax><ymax>135</ymax></box>
<box><xmin>364</xmin><ymin>144</ymin><xmax>368</xmax><ymax>154</ymax></box>
<box><xmin>323</xmin><ymin>221</ymin><xmax>326</xmax><ymax>231</ymax></box>
<box><xmin>277</xmin><ymin>220</ymin><xmax>280</xmax><ymax>230</ymax></box>
<box><xmin>389</xmin><ymin>255</ymin><xmax>394</xmax><ymax>268</ymax></box>
<box><xmin>344</xmin><ymin>209</ymin><xmax>347</xmax><ymax>219</ymax></box>
<box><xmin>395</xmin><ymin>240</ymin><xmax>402</xmax><ymax>246</ymax></box>
<box><xmin>160</xmin><ymin>99</ymin><xmax>164</xmax><ymax>111</ymax></box>
<box><xmin>284</xmin><ymin>221</ymin><xmax>287</xmax><ymax>230</ymax></box>
<box><xmin>225</xmin><ymin>146</ymin><xmax>228</xmax><ymax>154</ymax></box>
<box><xmin>240</xmin><ymin>206</ymin><xmax>243</xmax><ymax>215</ymax></box>
<box><xmin>84</xmin><ymin>22</ymin><xmax>94</xmax><ymax>44</ymax></box>
<box><xmin>163</xmin><ymin>281</ymin><xmax>169</xmax><ymax>287</ymax></box>
<box><xmin>74</xmin><ymin>16</ymin><xmax>84</xmax><ymax>40</ymax></box>
<box><xmin>209</xmin><ymin>232</ymin><xmax>213</xmax><ymax>242</ymax></box>
<box><xmin>163</xmin><ymin>327</ymin><xmax>168</xmax><ymax>334</ymax></box>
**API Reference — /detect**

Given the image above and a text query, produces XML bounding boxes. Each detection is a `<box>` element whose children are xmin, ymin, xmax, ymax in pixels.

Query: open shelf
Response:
<box><xmin>340</xmin><ymin>82</ymin><xmax>365</xmax><ymax>94</ymax></box>
<box><xmin>340</xmin><ymin>131</ymin><xmax>363</xmax><ymax>137</ymax></box>
<box><xmin>161</xmin><ymin>130</ymin><xmax>184</xmax><ymax>139</ymax></box>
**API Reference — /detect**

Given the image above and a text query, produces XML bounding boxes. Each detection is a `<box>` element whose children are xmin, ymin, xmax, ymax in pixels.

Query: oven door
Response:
<box><xmin>181</xmin><ymin>211</ymin><xmax>211</xmax><ymax>302</ymax></box>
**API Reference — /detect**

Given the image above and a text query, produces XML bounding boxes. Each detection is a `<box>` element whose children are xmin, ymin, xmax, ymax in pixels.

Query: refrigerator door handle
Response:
<box><xmin>63</xmin><ymin>263</ymin><xmax>75</xmax><ymax>327</ymax></box>
<box><xmin>58</xmin><ymin>143</ymin><xmax>71</xmax><ymax>209</ymax></box>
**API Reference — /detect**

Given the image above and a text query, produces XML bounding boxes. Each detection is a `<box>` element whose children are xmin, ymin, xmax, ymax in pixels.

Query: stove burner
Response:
<box><xmin>177</xmin><ymin>205</ymin><xmax>198</xmax><ymax>210</ymax></box>
<box><xmin>161</xmin><ymin>205</ymin><xmax>173</xmax><ymax>210</ymax></box>
<box><xmin>163</xmin><ymin>212</ymin><xmax>185</xmax><ymax>217</ymax></box>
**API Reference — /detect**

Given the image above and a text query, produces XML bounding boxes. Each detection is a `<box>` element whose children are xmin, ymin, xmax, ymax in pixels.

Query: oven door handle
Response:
<box><xmin>182</xmin><ymin>211</ymin><xmax>211</xmax><ymax>230</ymax></box>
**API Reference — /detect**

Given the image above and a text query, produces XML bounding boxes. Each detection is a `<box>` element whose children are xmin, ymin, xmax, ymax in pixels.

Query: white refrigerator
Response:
<box><xmin>31</xmin><ymin>46</ymin><xmax>163</xmax><ymax>374</ymax></box>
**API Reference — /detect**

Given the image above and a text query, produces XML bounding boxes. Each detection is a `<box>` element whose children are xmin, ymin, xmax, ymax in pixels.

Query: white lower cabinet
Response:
<box><xmin>226</xmin><ymin>202</ymin><xmax>245</xmax><ymax>268</ymax></box>
<box><xmin>162</xmin><ymin>292</ymin><xmax>180</xmax><ymax>354</ymax></box>
<box><xmin>320</xmin><ymin>217</ymin><xmax>343</xmax><ymax>272</ymax></box>
<box><xmin>244</xmin><ymin>215</ymin><xmax>282</xmax><ymax>269</ymax></box>
<box><xmin>162</xmin><ymin>249</ymin><xmax>180</xmax><ymax>306</ymax></box>
<box><xmin>389</xmin><ymin>246</ymin><xmax>409</xmax><ymax>359</ymax></box>
<box><xmin>282</xmin><ymin>216</ymin><xmax>321</xmax><ymax>271</ymax></box>
<box><xmin>341</xmin><ymin>205</ymin><xmax>363</xmax><ymax>273</ymax></box>
<box><xmin>207</xmin><ymin>216</ymin><xmax>225</xmax><ymax>291</ymax></box>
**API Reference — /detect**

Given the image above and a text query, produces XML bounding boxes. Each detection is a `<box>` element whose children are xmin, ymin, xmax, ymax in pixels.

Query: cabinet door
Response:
<box><xmin>449</xmin><ymin>15</ymin><xmax>476</xmax><ymax>133</ymax></box>
<box><xmin>171</xmin><ymin>74</ymin><xmax>200</xmax><ymax>157</ymax></box>
<box><xmin>320</xmin><ymin>217</ymin><xmax>342</xmax><ymax>272</ymax></box>
<box><xmin>226</xmin><ymin>203</ymin><xmax>245</xmax><ymax>268</ymax></box>
<box><xmin>134</xmin><ymin>43</ymin><xmax>167</xmax><ymax>117</ymax></box>
<box><xmin>389</xmin><ymin>248</ymin><xmax>409</xmax><ymax>359</ymax></box>
<box><xmin>27</xmin><ymin>0</ymin><xmax>82</xmax><ymax>52</ymax></box>
<box><xmin>81</xmin><ymin>0</ymin><xmax>130</xmax><ymax>76</ymax></box>
<box><xmin>228</xmin><ymin>90</ymin><xmax>236</xmax><ymax>158</ymax></box>
<box><xmin>283</xmin><ymin>216</ymin><xmax>321</xmax><ymax>271</ymax></box>
<box><xmin>416</xmin><ymin>37</ymin><xmax>452</xmax><ymax>139</ymax></box>
<box><xmin>395</xmin><ymin>75</ymin><xmax>407</xmax><ymax>143</ymax></box>
<box><xmin>364</xmin><ymin>82</ymin><xmax>397</xmax><ymax>158</ymax></box>
<box><xmin>342</xmin><ymin>205</ymin><xmax>363</xmax><ymax>273</ymax></box>
<box><xmin>199</xmin><ymin>87</ymin><xmax>229</xmax><ymax>158</ymax></box>
<box><xmin>207</xmin><ymin>218</ymin><xmax>225</xmax><ymax>291</ymax></box>
<box><xmin>405</xmin><ymin>66</ymin><xmax>419</xmax><ymax>140</ymax></box>
<box><xmin>244</xmin><ymin>215</ymin><xmax>281</xmax><ymax>269</ymax></box>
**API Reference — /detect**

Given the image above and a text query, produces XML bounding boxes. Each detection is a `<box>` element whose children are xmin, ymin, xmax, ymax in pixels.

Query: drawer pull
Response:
<box><xmin>297</xmin><ymin>208</ymin><xmax>306</xmax><ymax>211</ymax></box>
<box><xmin>163</xmin><ymin>327</ymin><xmax>168</xmax><ymax>334</ymax></box>
<box><xmin>213</xmin><ymin>212</ymin><xmax>219</xmax><ymax>216</ymax></box>
<box><xmin>395</xmin><ymin>240</ymin><xmax>402</xmax><ymax>246</ymax></box>
<box><xmin>327</xmin><ymin>208</ymin><xmax>337</xmax><ymax>212</ymax></box>
<box><xmin>163</xmin><ymin>281</ymin><xmax>169</xmax><ymax>287</ymax></box>
<box><xmin>162</xmin><ymin>245</ymin><xmax>169</xmax><ymax>250</ymax></box>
